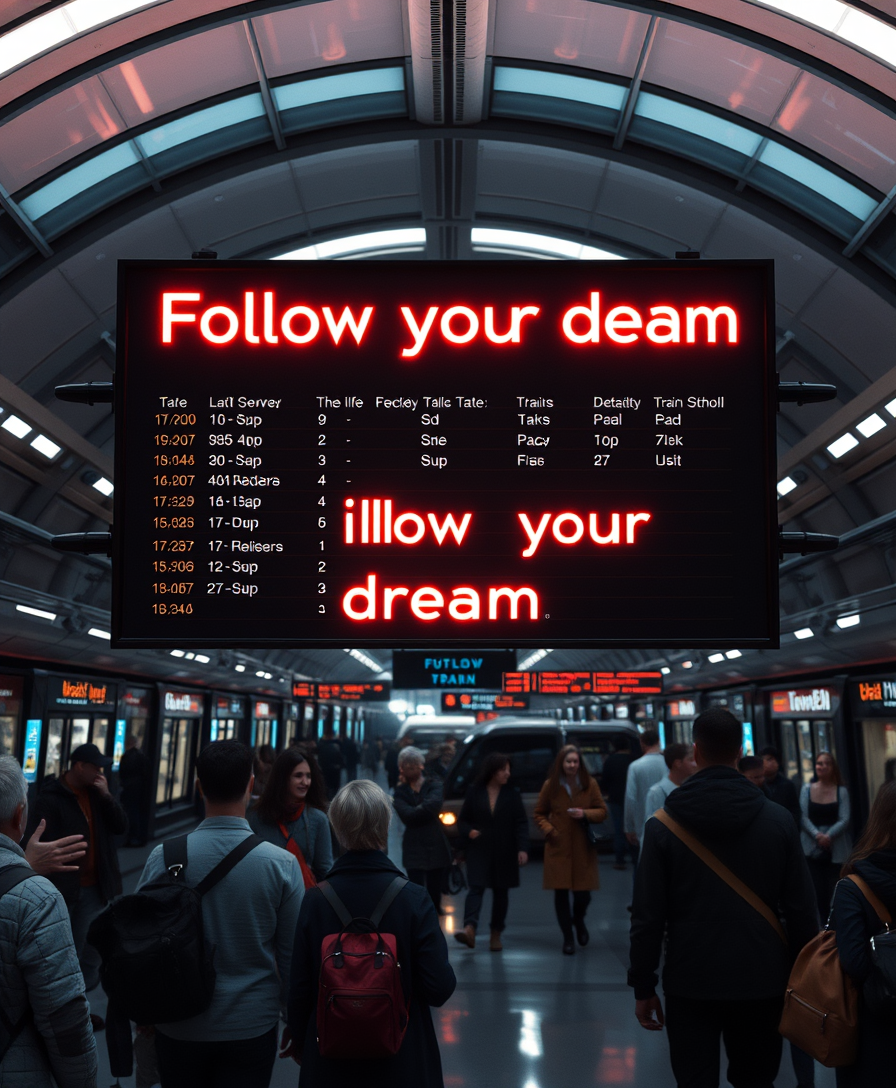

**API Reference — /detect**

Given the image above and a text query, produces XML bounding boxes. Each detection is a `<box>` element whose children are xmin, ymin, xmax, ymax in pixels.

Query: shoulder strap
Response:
<box><xmin>194</xmin><ymin>835</ymin><xmax>263</xmax><ymax>897</ymax></box>
<box><xmin>318</xmin><ymin>880</ymin><xmax>352</xmax><ymax>928</ymax></box>
<box><xmin>847</xmin><ymin>874</ymin><xmax>892</xmax><ymax>928</ymax></box>
<box><xmin>0</xmin><ymin>866</ymin><xmax>37</xmax><ymax>899</ymax></box>
<box><xmin>370</xmin><ymin>877</ymin><xmax>408</xmax><ymax>926</ymax></box>
<box><xmin>654</xmin><ymin>809</ymin><xmax>788</xmax><ymax>945</ymax></box>
<box><xmin>163</xmin><ymin>834</ymin><xmax>189</xmax><ymax>878</ymax></box>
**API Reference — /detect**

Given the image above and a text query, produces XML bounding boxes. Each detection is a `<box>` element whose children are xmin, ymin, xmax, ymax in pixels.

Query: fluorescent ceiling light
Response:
<box><xmin>885</xmin><ymin>397</ymin><xmax>896</xmax><ymax>418</ymax></box>
<box><xmin>389</xmin><ymin>699</ymin><xmax>408</xmax><ymax>714</ymax></box>
<box><xmin>275</xmin><ymin>229</ymin><xmax>426</xmax><ymax>261</ymax></box>
<box><xmin>264</xmin><ymin>672</ymin><xmax>273</xmax><ymax>680</ymax></box>
<box><xmin>472</xmin><ymin>228</ymin><xmax>624</xmax><ymax>261</ymax></box>
<box><xmin>856</xmin><ymin>413</ymin><xmax>886</xmax><ymax>438</ymax></box>
<box><xmin>92</xmin><ymin>477</ymin><xmax>114</xmax><ymax>496</ymax></box>
<box><xmin>2</xmin><ymin>415</ymin><xmax>32</xmax><ymax>439</ymax></box>
<box><xmin>66</xmin><ymin>0</ymin><xmax>158</xmax><ymax>34</ymax></box>
<box><xmin>681</xmin><ymin>660</ymin><xmax>693</xmax><ymax>669</ymax></box>
<box><xmin>725</xmin><ymin>649</ymin><xmax>742</xmax><ymax>659</ymax></box>
<box><xmin>794</xmin><ymin>628</ymin><xmax>815</xmax><ymax>639</ymax></box>
<box><xmin>777</xmin><ymin>476</ymin><xmax>798</xmax><ymax>497</ymax></box>
<box><xmin>836</xmin><ymin>613</ymin><xmax>860</xmax><ymax>628</ymax></box>
<box><xmin>234</xmin><ymin>664</ymin><xmax>246</xmax><ymax>672</ymax></box>
<box><xmin>827</xmin><ymin>433</ymin><xmax>859</xmax><ymax>459</ymax></box>
<box><xmin>195</xmin><ymin>654</ymin><xmax>210</xmax><ymax>664</ymax></box>
<box><xmin>170</xmin><ymin>650</ymin><xmax>185</xmax><ymax>657</ymax></box>
<box><xmin>184</xmin><ymin>652</ymin><xmax>195</xmax><ymax>660</ymax></box>
<box><xmin>519</xmin><ymin>648</ymin><xmax>552</xmax><ymax>669</ymax></box>
<box><xmin>256</xmin><ymin>670</ymin><xmax>266</xmax><ymax>677</ymax></box>
<box><xmin>751</xmin><ymin>1</ymin><xmax>896</xmax><ymax>71</ymax></box>
<box><xmin>755</xmin><ymin>0</ymin><xmax>844</xmax><ymax>32</ymax></box>
<box><xmin>660</xmin><ymin>667</ymin><xmax>671</xmax><ymax>675</ymax></box>
<box><xmin>16</xmin><ymin>604</ymin><xmax>57</xmax><ymax>621</ymax></box>
<box><xmin>87</xmin><ymin>627</ymin><xmax>110</xmax><ymax>639</ymax></box>
<box><xmin>345</xmin><ymin>647</ymin><xmax>382</xmax><ymax>672</ymax></box>
<box><xmin>707</xmin><ymin>653</ymin><xmax>725</xmax><ymax>663</ymax></box>
<box><xmin>30</xmin><ymin>434</ymin><xmax>62</xmax><ymax>459</ymax></box>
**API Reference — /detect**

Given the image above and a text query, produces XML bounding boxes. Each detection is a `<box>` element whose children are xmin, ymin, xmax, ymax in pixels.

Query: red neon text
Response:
<box><xmin>342</xmin><ymin>575</ymin><xmax>539</xmax><ymax>621</ymax></box>
<box><xmin>399</xmin><ymin>305</ymin><xmax>541</xmax><ymax>358</ymax></box>
<box><xmin>518</xmin><ymin>511</ymin><xmax>651</xmax><ymax>556</ymax></box>
<box><xmin>344</xmin><ymin>498</ymin><xmax>472</xmax><ymax>545</ymax></box>
<box><xmin>562</xmin><ymin>293</ymin><xmax>738</xmax><ymax>345</ymax></box>
<box><xmin>161</xmin><ymin>292</ymin><xmax>374</xmax><ymax>346</ymax></box>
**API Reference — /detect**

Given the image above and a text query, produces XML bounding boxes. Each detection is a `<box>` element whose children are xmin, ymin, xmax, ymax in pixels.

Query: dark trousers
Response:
<box><xmin>664</xmin><ymin>994</ymin><xmax>784</xmax><ymax>1088</ymax></box>
<box><xmin>155</xmin><ymin>1026</ymin><xmax>277</xmax><ymax>1088</ymax></box>
<box><xmin>553</xmin><ymin>889</ymin><xmax>591</xmax><ymax>938</ymax></box>
<box><xmin>608</xmin><ymin>800</ymin><xmax>637</xmax><ymax>866</ymax></box>
<box><xmin>407</xmin><ymin>868</ymin><xmax>443</xmax><ymax>911</ymax></box>
<box><xmin>806</xmin><ymin>856</ymin><xmax>839</xmax><ymax>920</ymax></box>
<box><xmin>464</xmin><ymin>886</ymin><xmax>509</xmax><ymax>931</ymax></box>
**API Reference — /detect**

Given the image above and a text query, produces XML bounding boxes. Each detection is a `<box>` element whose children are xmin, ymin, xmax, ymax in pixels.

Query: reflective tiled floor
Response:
<box><xmin>93</xmin><ymin>783</ymin><xmax>835</xmax><ymax>1088</ymax></box>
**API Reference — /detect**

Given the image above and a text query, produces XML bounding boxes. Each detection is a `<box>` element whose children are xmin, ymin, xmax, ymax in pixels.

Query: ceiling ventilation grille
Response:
<box><xmin>409</xmin><ymin>0</ymin><xmax>488</xmax><ymax>124</ymax></box>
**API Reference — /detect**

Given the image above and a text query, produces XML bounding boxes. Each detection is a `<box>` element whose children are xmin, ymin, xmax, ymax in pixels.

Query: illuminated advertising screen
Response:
<box><xmin>112</xmin><ymin>259</ymin><xmax>777</xmax><ymax>648</ymax></box>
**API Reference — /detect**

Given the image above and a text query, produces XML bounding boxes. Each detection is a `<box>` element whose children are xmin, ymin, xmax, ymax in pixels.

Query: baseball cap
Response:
<box><xmin>70</xmin><ymin>743</ymin><xmax>113</xmax><ymax>768</ymax></box>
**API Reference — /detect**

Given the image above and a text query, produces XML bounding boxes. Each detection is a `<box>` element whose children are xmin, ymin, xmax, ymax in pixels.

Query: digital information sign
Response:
<box><xmin>112</xmin><ymin>260</ymin><xmax>777</xmax><ymax>649</ymax></box>
<box><xmin>502</xmin><ymin>671</ymin><xmax>664</xmax><ymax>695</ymax></box>
<box><xmin>442</xmin><ymin>692</ymin><xmax>531</xmax><ymax>713</ymax></box>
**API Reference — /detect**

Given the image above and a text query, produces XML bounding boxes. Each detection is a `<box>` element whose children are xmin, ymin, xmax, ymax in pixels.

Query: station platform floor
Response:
<box><xmin>92</xmin><ymin>776</ymin><xmax>835</xmax><ymax>1088</ymax></box>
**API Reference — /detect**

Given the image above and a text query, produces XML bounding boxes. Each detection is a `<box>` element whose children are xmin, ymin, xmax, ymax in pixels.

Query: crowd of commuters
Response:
<box><xmin>4</xmin><ymin>721</ymin><xmax>896</xmax><ymax>1088</ymax></box>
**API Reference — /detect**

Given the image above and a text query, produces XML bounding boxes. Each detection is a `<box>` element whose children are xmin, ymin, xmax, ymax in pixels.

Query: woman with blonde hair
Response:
<box><xmin>830</xmin><ymin>780</ymin><xmax>896</xmax><ymax>1086</ymax></box>
<box><xmin>534</xmin><ymin>744</ymin><xmax>607</xmax><ymax>955</ymax></box>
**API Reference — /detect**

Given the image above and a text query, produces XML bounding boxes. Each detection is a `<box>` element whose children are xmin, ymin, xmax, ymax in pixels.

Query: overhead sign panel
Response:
<box><xmin>392</xmin><ymin>650</ymin><xmax>516</xmax><ymax>690</ymax></box>
<box><xmin>442</xmin><ymin>692</ymin><xmax>530</xmax><ymax>712</ymax></box>
<box><xmin>502</xmin><ymin>671</ymin><xmax>664</xmax><ymax>695</ymax></box>
<box><xmin>112</xmin><ymin>259</ymin><xmax>777</xmax><ymax>648</ymax></box>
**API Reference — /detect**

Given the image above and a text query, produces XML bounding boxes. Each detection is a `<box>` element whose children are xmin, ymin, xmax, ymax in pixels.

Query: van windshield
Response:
<box><xmin>571</xmin><ymin>732</ymin><xmax>638</xmax><ymax>784</ymax></box>
<box><xmin>444</xmin><ymin>731</ymin><xmax>557</xmax><ymax>800</ymax></box>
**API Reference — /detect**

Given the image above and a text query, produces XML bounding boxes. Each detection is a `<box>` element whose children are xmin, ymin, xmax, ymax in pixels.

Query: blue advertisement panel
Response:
<box><xmin>22</xmin><ymin>719</ymin><xmax>42</xmax><ymax>783</ymax></box>
<box><xmin>113</xmin><ymin>719</ymin><xmax>127</xmax><ymax>770</ymax></box>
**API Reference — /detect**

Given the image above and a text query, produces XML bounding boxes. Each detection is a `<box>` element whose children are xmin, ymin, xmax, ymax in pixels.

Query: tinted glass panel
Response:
<box><xmin>445</xmin><ymin>732</ymin><xmax>557</xmax><ymax>799</ymax></box>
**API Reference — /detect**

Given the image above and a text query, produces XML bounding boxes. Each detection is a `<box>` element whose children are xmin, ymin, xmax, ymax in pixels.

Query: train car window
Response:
<box><xmin>813</xmin><ymin>721</ymin><xmax>832</xmax><ymax>759</ymax></box>
<box><xmin>44</xmin><ymin>718</ymin><xmax>63</xmax><ymax>778</ymax></box>
<box><xmin>861</xmin><ymin>721</ymin><xmax>896</xmax><ymax>804</ymax></box>
<box><xmin>0</xmin><ymin>716</ymin><xmax>14</xmax><ymax>757</ymax></box>
<box><xmin>171</xmin><ymin>720</ymin><xmax>192</xmax><ymax>802</ymax></box>
<box><xmin>70</xmin><ymin>718</ymin><xmax>89</xmax><ymax>752</ymax></box>
<box><xmin>91</xmin><ymin>718</ymin><xmax>110</xmax><ymax>754</ymax></box>
<box><xmin>797</xmin><ymin>720</ymin><xmax>814</xmax><ymax>784</ymax></box>
<box><xmin>445</xmin><ymin>732</ymin><xmax>557</xmax><ymax>800</ymax></box>
<box><xmin>782</xmin><ymin>724</ymin><xmax>800</xmax><ymax>785</ymax></box>
<box><xmin>156</xmin><ymin>718</ymin><xmax>173</xmax><ymax>804</ymax></box>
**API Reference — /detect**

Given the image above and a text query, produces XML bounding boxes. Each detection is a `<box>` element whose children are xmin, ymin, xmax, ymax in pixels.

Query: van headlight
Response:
<box><xmin>439</xmin><ymin>812</ymin><xmax>457</xmax><ymax>826</ymax></box>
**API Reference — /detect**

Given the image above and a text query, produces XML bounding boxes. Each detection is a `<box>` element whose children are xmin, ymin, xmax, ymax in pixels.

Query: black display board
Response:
<box><xmin>392</xmin><ymin>649</ymin><xmax>517</xmax><ymax>689</ymax></box>
<box><xmin>112</xmin><ymin>259</ymin><xmax>777</xmax><ymax>648</ymax></box>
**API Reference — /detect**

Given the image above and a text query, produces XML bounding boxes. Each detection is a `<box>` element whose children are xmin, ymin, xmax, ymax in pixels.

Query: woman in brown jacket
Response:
<box><xmin>534</xmin><ymin>744</ymin><xmax>608</xmax><ymax>955</ymax></box>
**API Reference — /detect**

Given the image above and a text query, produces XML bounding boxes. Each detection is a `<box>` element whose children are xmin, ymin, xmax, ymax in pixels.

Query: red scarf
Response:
<box><xmin>279</xmin><ymin>804</ymin><xmax>317</xmax><ymax>889</ymax></box>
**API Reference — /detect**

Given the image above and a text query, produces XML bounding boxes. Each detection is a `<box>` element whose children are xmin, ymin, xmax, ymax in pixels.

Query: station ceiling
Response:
<box><xmin>0</xmin><ymin>0</ymin><xmax>894</xmax><ymax>698</ymax></box>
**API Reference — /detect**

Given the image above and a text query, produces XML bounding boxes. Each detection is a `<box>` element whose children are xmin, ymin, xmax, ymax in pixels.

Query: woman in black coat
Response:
<box><xmin>831</xmin><ymin>780</ymin><xmax>896</xmax><ymax>1087</ymax></box>
<box><xmin>287</xmin><ymin>779</ymin><xmax>456</xmax><ymax>1088</ymax></box>
<box><xmin>393</xmin><ymin>746</ymin><xmax>452</xmax><ymax>911</ymax></box>
<box><xmin>454</xmin><ymin>752</ymin><xmax>529</xmax><ymax>951</ymax></box>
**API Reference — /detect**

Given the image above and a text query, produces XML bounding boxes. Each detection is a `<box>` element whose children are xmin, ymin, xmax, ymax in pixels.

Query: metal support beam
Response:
<box><xmin>613</xmin><ymin>17</ymin><xmax>658</xmax><ymax>151</ymax></box>
<box><xmin>244</xmin><ymin>19</ymin><xmax>286</xmax><ymax>152</ymax></box>
<box><xmin>844</xmin><ymin>181</ymin><xmax>896</xmax><ymax>258</ymax></box>
<box><xmin>0</xmin><ymin>182</ymin><xmax>52</xmax><ymax>258</ymax></box>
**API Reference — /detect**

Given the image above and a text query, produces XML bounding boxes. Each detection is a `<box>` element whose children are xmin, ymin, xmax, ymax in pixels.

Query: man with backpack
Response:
<box><xmin>136</xmin><ymin>740</ymin><xmax>303</xmax><ymax>1088</ymax></box>
<box><xmin>629</xmin><ymin>708</ymin><xmax>819</xmax><ymax>1088</ymax></box>
<box><xmin>287</xmin><ymin>779</ymin><xmax>456</xmax><ymax>1087</ymax></box>
<box><xmin>0</xmin><ymin>755</ymin><xmax>97</xmax><ymax>1086</ymax></box>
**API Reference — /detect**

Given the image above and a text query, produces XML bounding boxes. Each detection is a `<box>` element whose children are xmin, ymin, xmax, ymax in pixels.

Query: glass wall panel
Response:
<box><xmin>44</xmin><ymin>719</ymin><xmax>63</xmax><ymax>779</ymax></box>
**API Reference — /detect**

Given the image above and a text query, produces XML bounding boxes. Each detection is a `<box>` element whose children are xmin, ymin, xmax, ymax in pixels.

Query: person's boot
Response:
<box><xmin>454</xmin><ymin>924</ymin><xmax>476</xmax><ymax>949</ymax></box>
<box><xmin>562</xmin><ymin>932</ymin><xmax>575</xmax><ymax>955</ymax></box>
<box><xmin>575</xmin><ymin>919</ymin><xmax>589</xmax><ymax>947</ymax></box>
<box><xmin>489</xmin><ymin>929</ymin><xmax>503</xmax><ymax>951</ymax></box>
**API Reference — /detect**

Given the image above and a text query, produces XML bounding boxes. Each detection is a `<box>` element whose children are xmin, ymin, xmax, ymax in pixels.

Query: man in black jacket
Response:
<box><xmin>28</xmin><ymin>742</ymin><xmax>128</xmax><ymax>1029</ymax></box>
<box><xmin>629</xmin><ymin>708</ymin><xmax>818</xmax><ymax>1088</ymax></box>
<box><xmin>759</xmin><ymin>745</ymin><xmax>801</xmax><ymax>826</ymax></box>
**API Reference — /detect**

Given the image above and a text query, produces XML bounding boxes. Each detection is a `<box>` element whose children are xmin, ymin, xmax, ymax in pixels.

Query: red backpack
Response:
<box><xmin>316</xmin><ymin>877</ymin><xmax>410</xmax><ymax>1060</ymax></box>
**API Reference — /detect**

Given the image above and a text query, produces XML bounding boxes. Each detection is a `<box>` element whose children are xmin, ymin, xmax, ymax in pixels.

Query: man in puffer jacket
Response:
<box><xmin>0</xmin><ymin>755</ymin><xmax>96</xmax><ymax>1088</ymax></box>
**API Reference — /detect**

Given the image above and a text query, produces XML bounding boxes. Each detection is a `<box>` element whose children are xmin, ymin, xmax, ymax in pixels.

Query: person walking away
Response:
<box><xmin>340</xmin><ymin>735</ymin><xmax>359</xmax><ymax>782</ymax></box>
<box><xmin>249</xmin><ymin>746</ymin><xmax>333</xmax><ymax>884</ymax></box>
<box><xmin>534</xmin><ymin>744</ymin><xmax>607</xmax><ymax>955</ymax></box>
<box><xmin>830</xmin><ymin>779</ymin><xmax>896</xmax><ymax>1087</ymax></box>
<box><xmin>800</xmin><ymin>751</ymin><xmax>851</xmax><ymax>918</ymax></box>
<box><xmin>286</xmin><ymin>779</ymin><xmax>456</xmax><ymax>1087</ymax></box>
<box><xmin>760</xmin><ymin>745</ymin><xmax>801</xmax><ymax>825</ymax></box>
<box><xmin>622</xmin><ymin>729</ymin><xmax>666</xmax><ymax>879</ymax></box>
<box><xmin>28</xmin><ymin>741</ymin><xmax>128</xmax><ymax>1032</ymax></box>
<box><xmin>393</xmin><ymin>746</ymin><xmax>452</xmax><ymax>912</ymax></box>
<box><xmin>641</xmin><ymin>743</ymin><xmax>697</xmax><ymax>844</ymax></box>
<box><xmin>599</xmin><ymin>738</ymin><xmax>635</xmax><ymax>870</ymax></box>
<box><xmin>738</xmin><ymin>755</ymin><xmax>767</xmax><ymax>789</ymax></box>
<box><xmin>629</xmin><ymin>708</ymin><xmax>819</xmax><ymax>1088</ymax></box>
<box><xmin>454</xmin><ymin>752</ymin><xmax>529</xmax><ymax>951</ymax></box>
<box><xmin>0</xmin><ymin>755</ymin><xmax>97</xmax><ymax>1087</ymax></box>
<box><xmin>317</xmin><ymin>730</ymin><xmax>345</xmax><ymax>800</ymax></box>
<box><xmin>137</xmin><ymin>740</ymin><xmax>303</xmax><ymax>1088</ymax></box>
<box><xmin>119</xmin><ymin>734</ymin><xmax>151</xmax><ymax>847</ymax></box>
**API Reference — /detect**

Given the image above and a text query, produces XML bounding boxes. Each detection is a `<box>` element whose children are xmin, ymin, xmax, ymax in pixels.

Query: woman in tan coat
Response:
<box><xmin>534</xmin><ymin>744</ymin><xmax>608</xmax><ymax>955</ymax></box>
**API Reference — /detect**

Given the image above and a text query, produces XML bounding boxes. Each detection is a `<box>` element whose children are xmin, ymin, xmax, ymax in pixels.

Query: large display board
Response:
<box><xmin>112</xmin><ymin>259</ymin><xmax>777</xmax><ymax>648</ymax></box>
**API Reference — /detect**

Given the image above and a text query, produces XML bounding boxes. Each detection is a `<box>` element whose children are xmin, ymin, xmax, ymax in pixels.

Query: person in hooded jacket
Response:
<box><xmin>830</xmin><ymin>779</ymin><xmax>896</xmax><ymax>1087</ymax></box>
<box><xmin>393</xmin><ymin>746</ymin><xmax>452</xmax><ymax>911</ymax></box>
<box><xmin>286</xmin><ymin>779</ymin><xmax>456</xmax><ymax>1088</ymax></box>
<box><xmin>629</xmin><ymin>708</ymin><xmax>819</xmax><ymax>1088</ymax></box>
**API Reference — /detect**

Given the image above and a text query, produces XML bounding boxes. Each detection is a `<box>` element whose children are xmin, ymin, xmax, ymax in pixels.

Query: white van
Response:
<box><xmin>396</xmin><ymin>715</ymin><xmax>475</xmax><ymax>755</ymax></box>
